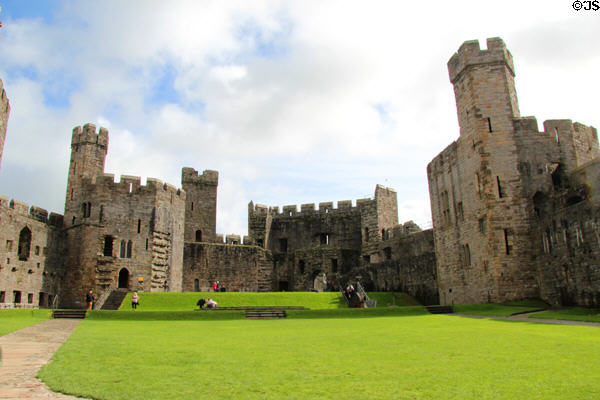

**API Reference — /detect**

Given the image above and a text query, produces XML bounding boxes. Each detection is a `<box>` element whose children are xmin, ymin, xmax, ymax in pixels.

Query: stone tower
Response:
<box><xmin>428</xmin><ymin>38</ymin><xmax>539</xmax><ymax>305</ymax></box>
<box><xmin>181</xmin><ymin>167</ymin><xmax>218</xmax><ymax>243</ymax></box>
<box><xmin>64</xmin><ymin>124</ymin><xmax>108</xmax><ymax>227</ymax></box>
<box><xmin>0</xmin><ymin>79</ymin><xmax>10</xmax><ymax>169</ymax></box>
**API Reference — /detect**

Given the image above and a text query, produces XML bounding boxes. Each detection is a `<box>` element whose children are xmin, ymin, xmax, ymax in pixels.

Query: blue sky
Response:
<box><xmin>0</xmin><ymin>0</ymin><xmax>599</xmax><ymax>235</ymax></box>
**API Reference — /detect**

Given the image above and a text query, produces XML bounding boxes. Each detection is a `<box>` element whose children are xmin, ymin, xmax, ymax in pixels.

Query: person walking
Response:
<box><xmin>131</xmin><ymin>292</ymin><xmax>139</xmax><ymax>311</ymax></box>
<box><xmin>85</xmin><ymin>290</ymin><xmax>95</xmax><ymax>310</ymax></box>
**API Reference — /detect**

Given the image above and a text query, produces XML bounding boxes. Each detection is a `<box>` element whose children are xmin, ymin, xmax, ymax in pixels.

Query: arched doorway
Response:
<box><xmin>194</xmin><ymin>279</ymin><xmax>200</xmax><ymax>292</ymax></box>
<box><xmin>118</xmin><ymin>268</ymin><xmax>129</xmax><ymax>289</ymax></box>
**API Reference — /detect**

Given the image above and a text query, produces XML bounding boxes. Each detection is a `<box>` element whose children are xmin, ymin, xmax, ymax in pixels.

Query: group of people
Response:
<box><xmin>212</xmin><ymin>281</ymin><xmax>222</xmax><ymax>292</ymax></box>
<box><xmin>197</xmin><ymin>298</ymin><xmax>218</xmax><ymax>309</ymax></box>
<box><xmin>343</xmin><ymin>284</ymin><xmax>365</xmax><ymax>308</ymax></box>
<box><xmin>85</xmin><ymin>289</ymin><xmax>140</xmax><ymax>310</ymax></box>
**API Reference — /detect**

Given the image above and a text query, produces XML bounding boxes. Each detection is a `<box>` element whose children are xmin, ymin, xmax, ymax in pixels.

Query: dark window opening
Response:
<box><xmin>364</xmin><ymin>227</ymin><xmax>369</xmax><ymax>242</ymax></box>
<box><xmin>18</xmin><ymin>227</ymin><xmax>32</xmax><ymax>261</ymax></box>
<box><xmin>35</xmin><ymin>246</ymin><xmax>40</xmax><ymax>256</ymax></box>
<box><xmin>145</xmin><ymin>238</ymin><xmax>149</xmax><ymax>250</ymax></box>
<box><xmin>458</xmin><ymin>202</ymin><xmax>464</xmax><ymax>221</ymax></box>
<box><xmin>72</xmin><ymin>216</ymin><xmax>76</xmax><ymax>225</ymax></box>
<box><xmin>331</xmin><ymin>259</ymin><xmax>338</xmax><ymax>273</ymax></box>
<box><xmin>137</xmin><ymin>219</ymin><xmax>141</xmax><ymax>233</ymax></box>
<box><xmin>278</xmin><ymin>281</ymin><xmax>289</xmax><ymax>291</ymax></box>
<box><xmin>487</xmin><ymin>117</ymin><xmax>493</xmax><ymax>132</ymax></box>
<box><xmin>496</xmin><ymin>176</ymin><xmax>504</xmax><ymax>198</ymax></box>
<box><xmin>257</xmin><ymin>239</ymin><xmax>263</xmax><ymax>247</ymax></box>
<box><xmin>195</xmin><ymin>230</ymin><xmax>202</xmax><ymax>242</ymax></box>
<box><xmin>120</xmin><ymin>240</ymin><xmax>126</xmax><ymax>258</ymax></box>
<box><xmin>279</xmin><ymin>238</ymin><xmax>288</xmax><ymax>252</ymax></box>
<box><xmin>99</xmin><ymin>205</ymin><xmax>103</xmax><ymax>223</ymax></box>
<box><xmin>194</xmin><ymin>279</ymin><xmax>200</xmax><ymax>292</ymax></box>
<box><xmin>363</xmin><ymin>255</ymin><xmax>370</xmax><ymax>264</ymax></box>
<box><xmin>479</xmin><ymin>218</ymin><xmax>486</xmax><ymax>234</ymax></box>
<box><xmin>320</xmin><ymin>234</ymin><xmax>329</xmax><ymax>245</ymax></box>
<box><xmin>0</xmin><ymin>291</ymin><xmax>5</xmax><ymax>303</ymax></box>
<box><xmin>191</xmin><ymin>202</ymin><xmax>194</xmax><ymax>211</ymax></box>
<box><xmin>504</xmin><ymin>229</ymin><xmax>511</xmax><ymax>255</ymax></box>
<box><xmin>13</xmin><ymin>291</ymin><xmax>22</xmax><ymax>303</ymax></box>
<box><xmin>299</xmin><ymin>260</ymin><xmax>305</xmax><ymax>274</ymax></box>
<box><xmin>27</xmin><ymin>293</ymin><xmax>33</xmax><ymax>304</ymax></box>
<box><xmin>384</xmin><ymin>247</ymin><xmax>392</xmax><ymax>260</ymax></box>
<box><xmin>127</xmin><ymin>240</ymin><xmax>132</xmax><ymax>258</ymax></box>
<box><xmin>103</xmin><ymin>236</ymin><xmax>114</xmax><ymax>257</ymax></box>
<box><xmin>118</xmin><ymin>268</ymin><xmax>129</xmax><ymax>289</ymax></box>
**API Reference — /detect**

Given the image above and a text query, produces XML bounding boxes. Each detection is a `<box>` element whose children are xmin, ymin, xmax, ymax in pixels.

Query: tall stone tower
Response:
<box><xmin>0</xmin><ymin>79</ymin><xmax>10</xmax><ymax>169</ymax></box>
<box><xmin>181</xmin><ymin>168</ymin><xmax>218</xmax><ymax>243</ymax></box>
<box><xmin>428</xmin><ymin>38</ymin><xmax>539</xmax><ymax>305</ymax></box>
<box><xmin>64</xmin><ymin>123</ymin><xmax>108</xmax><ymax>227</ymax></box>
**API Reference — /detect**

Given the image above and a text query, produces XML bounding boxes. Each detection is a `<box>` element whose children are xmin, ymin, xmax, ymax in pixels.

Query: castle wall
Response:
<box><xmin>182</xmin><ymin>168</ymin><xmax>218</xmax><ymax>243</ymax></box>
<box><xmin>354</xmin><ymin>229</ymin><xmax>438</xmax><ymax>305</ymax></box>
<box><xmin>182</xmin><ymin>243</ymin><xmax>272</xmax><ymax>292</ymax></box>
<box><xmin>0</xmin><ymin>196</ymin><xmax>64</xmax><ymax>309</ymax></box>
<box><xmin>0</xmin><ymin>79</ymin><xmax>10</xmax><ymax>169</ymax></box>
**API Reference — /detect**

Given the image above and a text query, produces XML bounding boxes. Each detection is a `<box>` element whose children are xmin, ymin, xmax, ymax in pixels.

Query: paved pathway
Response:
<box><xmin>0</xmin><ymin>319</ymin><xmax>86</xmax><ymax>400</ymax></box>
<box><xmin>453</xmin><ymin>312</ymin><xmax>600</xmax><ymax>327</ymax></box>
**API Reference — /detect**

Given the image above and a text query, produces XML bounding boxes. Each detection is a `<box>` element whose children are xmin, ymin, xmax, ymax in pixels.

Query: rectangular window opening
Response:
<box><xmin>504</xmin><ymin>229</ymin><xmax>510</xmax><ymax>255</ymax></box>
<box><xmin>487</xmin><ymin>117</ymin><xmax>493</xmax><ymax>132</ymax></box>
<box><xmin>497</xmin><ymin>176</ymin><xmax>504</xmax><ymax>199</ymax></box>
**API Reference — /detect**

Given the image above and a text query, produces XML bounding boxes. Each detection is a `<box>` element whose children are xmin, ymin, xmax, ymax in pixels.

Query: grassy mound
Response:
<box><xmin>0</xmin><ymin>309</ymin><xmax>51</xmax><ymax>336</ymax></box>
<box><xmin>117</xmin><ymin>291</ymin><xmax>418</xmax><ymax>311</ymax></box>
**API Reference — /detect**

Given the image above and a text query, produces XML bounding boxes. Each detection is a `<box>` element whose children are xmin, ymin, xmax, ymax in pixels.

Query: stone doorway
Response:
<box><xmin>118</xmin><ymin>268</ymin><xmax>130</xmax><ymax>289</ymax></box>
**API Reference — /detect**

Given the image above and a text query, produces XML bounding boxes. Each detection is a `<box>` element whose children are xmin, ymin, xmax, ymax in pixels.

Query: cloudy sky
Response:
<box><xmin>0</xmin><ymin>0</ymin><xmax>598</xmax><ymax>236</ymax></box>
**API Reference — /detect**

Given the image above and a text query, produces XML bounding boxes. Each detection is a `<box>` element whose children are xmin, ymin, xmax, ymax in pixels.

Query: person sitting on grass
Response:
<box><xmin>206</xmin><ymin>298</ymin><xmax>218</xmax><ymax>309</ymax></box>
<box><xmin>197</xmin><ymin>298</ymin><xmax>207</xmax><ymax>309</ymax></box>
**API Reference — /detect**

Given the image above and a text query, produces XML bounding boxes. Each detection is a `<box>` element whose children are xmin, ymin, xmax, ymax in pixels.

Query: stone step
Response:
<box><xmin>101</xmin><ymin>289</ymin><xmax>129</xmax><ymax>310</ymax></box>
<box><xmin>52</xmin><ymin>309</ymin><xmax>87</xmax><ymax>319</ymax></box>
<box><xmin>245</xmin><ymin>310</ymin><xmax>286</xmax><ymax>319</ymax></box>
<box><xmin>425</xmin><ymin>305</ymin><xmax>454</xmax><ymax>314</ymax></box>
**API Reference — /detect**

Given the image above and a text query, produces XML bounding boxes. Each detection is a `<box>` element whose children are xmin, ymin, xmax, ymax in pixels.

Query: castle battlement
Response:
<box><xmin>447</xmin><ymin>37</ymin><xmax>514</xmax><ymax>84</ymax></box>
<box><xmin>181</xmin><ymin>167</ymin><xmax>218</xmax><ymax>185</ymax></box>
<box><xmin>71</xmin><ymin>123</ymin><xmax>108</xmax><ymax>147</ymax></box>
<box><xmin>86</xmin><ymin>174</ymin><xmax>185</xmax><ymax>198</ymax></box>
<box><xmin>249</xmin><ymin>197</ymin><xmax>375</xmax><ymax>217</ymax></box>
<box><xmin>0</xmin><ymin>195</ymin><xmax>64</xmax><ymax>227</ymax></box>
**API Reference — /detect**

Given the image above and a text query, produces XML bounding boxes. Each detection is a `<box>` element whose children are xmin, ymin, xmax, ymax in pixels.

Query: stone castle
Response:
<box><xmin>0</xmin><ymin>38</ymin><xmax>598</xmax><ymax>309</ymax></box>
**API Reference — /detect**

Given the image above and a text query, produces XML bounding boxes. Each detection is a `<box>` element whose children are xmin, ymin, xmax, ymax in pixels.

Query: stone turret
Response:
<box><xmin>181</xmin><ymin>167</ymin><xmax>218</xmax><ymax>243</ymax></box>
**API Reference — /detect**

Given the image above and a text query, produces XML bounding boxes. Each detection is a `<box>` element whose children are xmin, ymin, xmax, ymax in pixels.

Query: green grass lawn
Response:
<box><xmin>533</xmin><ymin>307</ymin><xmax>600</xmax><ymax>323</ymax></box>
<box><xmin>39</xmin><ymin>315</ymin><xmax>600</xmax><ymax>399</ymax></box>
<box><xmin>117</xmin><ymin>291</ymin><xmax>416</xmax><ymax>311</ymax></box>
<box><xmin>0</xmin><ymin>309</ymin><xmax>51</xmax><ymax>336</ymax></box>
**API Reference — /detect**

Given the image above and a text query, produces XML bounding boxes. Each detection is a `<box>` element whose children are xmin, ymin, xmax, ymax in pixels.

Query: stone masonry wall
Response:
<box><xmin>0</xmin><ymin>196</ymin><xmax>64</xmax><ymax>309</ymax></box>
<box><xmin>182</xmin><ymin>168</ymin><xmax>218</xmax><ymax>243</ymax></box>
<box><xmin>0</xmin><ymin>79</ymin><xmax>10</xmax><ymax>169</ymax></box>
<box><xmin>183</xmin><ymin>243</ymin><xmax>272</xmax><ymax>292</ymax></box>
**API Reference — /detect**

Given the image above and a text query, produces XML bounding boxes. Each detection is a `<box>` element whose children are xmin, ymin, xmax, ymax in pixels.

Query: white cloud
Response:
<box><xmin>0</xmin><ymin>0</ymin><xmax>599</xmax><ymax>235</ymax></box>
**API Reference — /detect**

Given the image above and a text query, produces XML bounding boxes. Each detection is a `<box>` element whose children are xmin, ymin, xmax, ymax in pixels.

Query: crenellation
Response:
<box><xmin>447</xmin><ymin>37</ymin><xmax>514</xmax><ymax>84</ymax></box>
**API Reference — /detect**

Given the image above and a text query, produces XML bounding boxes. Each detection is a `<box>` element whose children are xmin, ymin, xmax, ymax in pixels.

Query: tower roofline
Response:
<box><xmin>447</xmin><ymin>37</ymin><xmax>515</xmax><ymax>84</ymax></box>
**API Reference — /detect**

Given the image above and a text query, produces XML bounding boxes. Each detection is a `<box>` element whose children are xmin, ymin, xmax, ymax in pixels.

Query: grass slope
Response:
<box><xmin>40</xmin><ymin>316</ymin><xmax>600</xmax><ymax>399</ymax></box>
<box><xmin>533</xmin><ymin>307</ymin><xmax>600</xmax><ymax>323</ymax></box>
<box><xmin>453</xmin><ymin>303</ymin><xmax>546</xmax><ymax>317</ymax></box>
<box><xmin>0</xmin><ymin>309</ymin><xmax>51</xmax><ymax>336</ymax></box>
<box><xmin>117</xmin><ymin>292</ymin><xmax>416</xmax><ymax>311</ymax></box>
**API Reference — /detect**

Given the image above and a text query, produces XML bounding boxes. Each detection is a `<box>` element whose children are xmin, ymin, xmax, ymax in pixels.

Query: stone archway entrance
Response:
<box><xmin>118</xmin><ymin>268</ymin><xmax>129</xmax><ymax>289</ymax></box>
<box><xmin>312</xmin><ymin>271</ymin><xmax>327</xmax><ymax>292</ymax></box>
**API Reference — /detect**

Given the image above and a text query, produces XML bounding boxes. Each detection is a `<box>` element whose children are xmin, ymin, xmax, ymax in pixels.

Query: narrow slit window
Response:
<box><xmin>497</xmin><ymin>176</ymin><xmax>503</xmax><ymax>198</ymax></box>
<box><xmin>504</xmin><ymin>229</ymin><xmax>510</xmax><ymax>255</ymax></box>
<box><xmin>487</xmin><ymin>117</ymin><xmax>493</xmax><ymax>132</ymax></box>
<box><xmin>137</xmin><ymin>219</ymin><xmax>141</xmax><ymax>234</ymax></box>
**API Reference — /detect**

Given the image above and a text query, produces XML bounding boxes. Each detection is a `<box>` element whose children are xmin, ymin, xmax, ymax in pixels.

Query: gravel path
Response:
<box><xmin>452</xmin><ymin>313</ymin><xmax>600</xmax><ymax>327</ymax></box>
<box><xmin>0</xmin><ymin>319</ymin><xmax>86</xmax><ymax>399</ymax></box>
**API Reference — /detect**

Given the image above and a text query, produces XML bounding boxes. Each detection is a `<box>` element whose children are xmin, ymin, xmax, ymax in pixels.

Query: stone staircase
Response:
<box><xmin>245</xmin><ymin>309</ymin><xmax>287</xmax><ymax>319</ymax></box>
<box><xmin>52</xmin><ymin>309</ymin><xmax>87</xmax><ymax>319</ymax></box>
<box><xmin>425</xmin><ymin>305</ymin><xmax>454</xmax><ymax>314</ymax></box>
<box><xmin>100</xmin><ymin>289</ymin><xmax>129</xmax><ymax>310</ymax></box>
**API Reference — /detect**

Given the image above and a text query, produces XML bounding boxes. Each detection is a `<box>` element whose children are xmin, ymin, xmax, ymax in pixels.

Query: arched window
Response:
<box><xmin>18</xmin><ymin>227</ymin><xmax>32</xmax><ymax>261</ymax></box>
<box><xmin>120</xmin><ymin>240</ymin><xmax>126</xmax><ymax>258</ymax></box>
<box><xmin>195</xmin><ymin>230</ymin><xmax>202</xmax><ymax>242</ymax></box>
<box><xmin>127</xmin><ymin>240</ymin><xmax>133</xmax><ymax>258</ymax></box>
